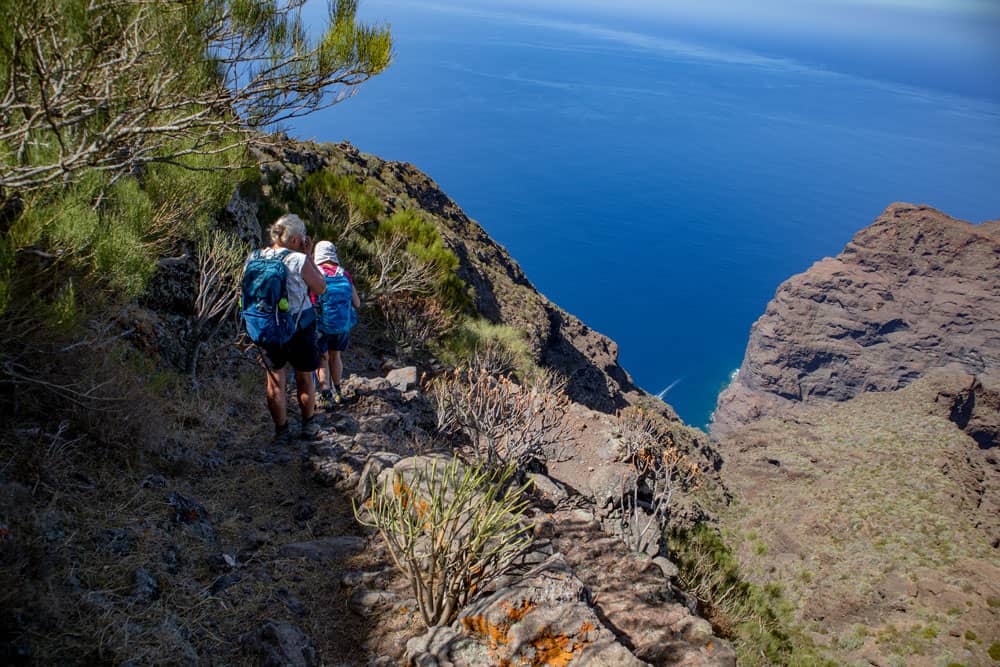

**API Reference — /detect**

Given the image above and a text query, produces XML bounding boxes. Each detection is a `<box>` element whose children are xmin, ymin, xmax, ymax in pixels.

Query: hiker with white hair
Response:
<box><xmin>241</xmin><ymin>213</ymin><xmax>327</xmax><ymax>442</ymax></box>
<box><xmin>312</xmin><ymin>240</ymin><xmax>360</xmax><ymax>409</ymax></box>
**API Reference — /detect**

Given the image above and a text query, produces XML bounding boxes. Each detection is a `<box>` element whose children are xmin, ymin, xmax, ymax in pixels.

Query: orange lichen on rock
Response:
<box><xmin>526</xmin><ymin>621</ymin><xmax>596</xmax><ymax>667</ymax></box>
<box><xmin>506</xmin><ymin>600</ymin><xmax>534</xmax><ymax>624</ymax></box>
<box><xmin>461</xmin><ymin>600</ymin><xmax>536</xmax><ymax>650</ymax></box>
<box><xmin>462</xmin><ymin>601</ymin><xmax>601</xmax><ymax>667</ymax></box>
<box><xmin>461</xmin><ymin>615</ymin><xmax>508</xmax><ymax>648</ymax></box>
<box><xmin>529</xmin><ymin>630</ymin><xmax>575</xmax><ymax>666</ymax></box>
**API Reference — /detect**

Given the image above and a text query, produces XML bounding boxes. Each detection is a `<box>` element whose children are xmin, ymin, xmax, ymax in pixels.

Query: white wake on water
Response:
<box><xmin>656</xmin><ymin>377</ymin><xmax>683</xmax><ymax>399</ymax></box>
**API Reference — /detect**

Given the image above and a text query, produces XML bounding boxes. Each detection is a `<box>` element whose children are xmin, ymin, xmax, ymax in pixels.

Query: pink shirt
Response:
<box><xmin>311</xmin><ymin>263</ymin><xmax>352</xmax><ymax>304</ymax></box>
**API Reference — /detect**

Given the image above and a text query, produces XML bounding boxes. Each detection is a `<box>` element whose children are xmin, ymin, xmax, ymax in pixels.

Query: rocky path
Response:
<box><xmin>10</xmin><ymin>368</ymin><xmax>732</xmax><ymax>665</ymax></box>
<box><xmin>295</xmin><ymin>372</ymin><xmax>735</xmax><ymax>666</ymax></box>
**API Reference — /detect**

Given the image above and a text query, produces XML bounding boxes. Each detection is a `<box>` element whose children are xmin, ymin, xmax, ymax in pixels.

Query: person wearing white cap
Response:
<box><xmin>312</xmin><ymin>240</ymin><xmax>361</xmax><ymax>409</ymax></box>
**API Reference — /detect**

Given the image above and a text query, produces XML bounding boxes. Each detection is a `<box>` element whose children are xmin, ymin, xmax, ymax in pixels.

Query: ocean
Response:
<box><xmin>291</xmin><ymin>0</ymin><xmax>1000</xmax><ymax>428</ymax></box>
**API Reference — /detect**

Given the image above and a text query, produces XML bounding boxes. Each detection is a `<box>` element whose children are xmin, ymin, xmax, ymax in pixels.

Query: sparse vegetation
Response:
<box><xmin>187</xmin><ymin>230</ymin><xmax>249</xmax><ymax>380</ymax></box>
<box><xmin>438</xmin><ymin>319</ymin><xmax>536</xmax><ymax>380</ymax></box>
<box><xmin>378</xmin><ymin>292</ymin><xmax>455</xmax><ymax>356</ymax></box>
<box><xmin>989</xmin><ymin>642</ymin><xmax>1000</xmax><ymax>661</ymax></box>
<box><xmin>668</xmin><ymin>525</ymin><xmax>834</xmax><ymax>666</ymax></box>
<box><xmin>430</xmin><ymin>367</ymin><xmax>571</xmax><ymax>471</ymax></box>
<box><xmin>356</xmin><ymin>457</ymin><xmax>532</xmax><ymax>627</ymax></box>
<box><xmin>612</xmin><ymin>406</ymin><xmax>701</xmax><ymax>554</ymax></box>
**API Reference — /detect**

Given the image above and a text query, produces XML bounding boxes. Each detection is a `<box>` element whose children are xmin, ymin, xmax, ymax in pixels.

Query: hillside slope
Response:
<box><xmin>2</xmin><ymin>139</ymin><xmax>737</xmax><ymax>665</ymax></box>
<box><xmin>717</xmin><ymin>373</ymin><xmax>999</xmax><ymax>666</ymax></box>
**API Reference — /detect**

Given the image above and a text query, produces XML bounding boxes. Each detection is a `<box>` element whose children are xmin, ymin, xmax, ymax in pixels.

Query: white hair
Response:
<box><xmin>270</xmin><ymin>213</ymin><xmax>307</xmax><ymax>245</ymax></box>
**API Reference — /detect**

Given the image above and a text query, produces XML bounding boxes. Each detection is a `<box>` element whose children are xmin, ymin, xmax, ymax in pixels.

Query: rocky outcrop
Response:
<box><xmin>255</xmin><ymin>140</ymin><xmax>655</xmax><ymax>416</ymax></box>
<box><xmin>712</xmin><ymin>203</ymin><xmax>1000</xmax><ymax>438</ymax></box>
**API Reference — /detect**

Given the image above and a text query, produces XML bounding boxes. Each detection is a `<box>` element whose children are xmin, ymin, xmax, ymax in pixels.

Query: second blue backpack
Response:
<box><xmin>316</xmin><ymin>267</ymin><xmax>357</xmax><ymax>335</ymax></box>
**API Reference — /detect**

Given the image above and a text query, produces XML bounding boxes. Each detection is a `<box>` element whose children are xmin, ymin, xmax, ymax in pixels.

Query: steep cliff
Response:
<box><xmin>712</xmin><ymin>203</ymin><xmax>1000</xmax><ymax>438</ymax></box>
<box><xmin>709</xmin><ymin>202</ymin><xmax>1000</xmax><ymax>666</ymax></box>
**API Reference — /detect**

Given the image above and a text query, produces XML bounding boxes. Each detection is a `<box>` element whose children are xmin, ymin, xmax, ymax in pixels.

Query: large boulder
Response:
<box><xmin>406</xmin><ymin>554</ymin><xmax>646</xmax><ymax>667</ymax></box>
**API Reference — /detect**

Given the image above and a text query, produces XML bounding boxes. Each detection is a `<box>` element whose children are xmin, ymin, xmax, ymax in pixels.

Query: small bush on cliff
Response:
<box><xmin>356</xmin><ymin>457</ymin><xmax>532</xmax><ymax>627</ymax></box>
<box><xmin>439</xmin><ymin>319</ymin><xmax>536</xmax><ymax>380</ymax></box>
<box><xmin>290</xmin><ymin>170</ymin><xmax>384</xmax><ymax>243</ymax></box>
<box><xmin>430</xmin><ymin>367</ymin><xmax>571</xmax><ymax>471</ymax></box>
<box><xmin>613</xmin><ymin>407</ymin><xmax>702</xmax><ymax>554</ymax></box>
<box><xmin>377</xmin><ymin>293</ymin><xmax>455</xmax><ymax>356</ymax></box>
<box><xmin>375</xmin><ymin>210</ymin><xmax>471</xmax><ymax>312</ymax></box>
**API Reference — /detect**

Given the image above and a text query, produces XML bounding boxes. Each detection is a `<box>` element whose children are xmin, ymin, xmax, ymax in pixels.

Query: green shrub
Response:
<box><xmin>438</xmin><ymin>319</ymin><xmax>536</xmax><ymax>379</ymax></box>
<box><xmin>668</xmin><ymin>525</ymin><xmax>834</xmax><ymax>666</ymax></box>
<box><xmin>988</xmin><ymin>642</ymin><xmax>1000</xmax><ymax>661</ymax></box>
<box><xmin>964</xmin><ymin>630</ymin><xmax>977</xmax><ymax>641</ymax></box>
<box><xmin>356</xmin><ymin>457</ymin><xmax>532</xmax><ymax>627</ymax></box>
<box><xmin>142</xmin><ymin>148</ymin><xmax>246</xmax><ymax>240</ymax></box>
<box><xmin>290</xmin><ymin>170</ymin><xmax>383</xmax><ymax>242</ymax></box>
<box><xmin>377</xmin><ymin>209</ymin><xmax>471</xmax><ymax>311</ymax></box>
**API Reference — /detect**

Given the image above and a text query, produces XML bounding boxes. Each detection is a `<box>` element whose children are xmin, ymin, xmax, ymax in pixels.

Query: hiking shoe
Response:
<box><xmin>317</xmin><ymin>390</ymin><xmax>334</xmax><ymax>411</ymax></box>
<box><xmin>299</xmin><ymin>416</ymin><xmax>320</xmax><ymax>440</ymax></box>
<box><xmin>332</xmin><ymin>391</ymin><xmax>343</xmax><ymax>407</ymax></box>
<box><xmin>272</xmin><ymin>423</ymin><xmax>294</xmax><ymax>447</ymax></box>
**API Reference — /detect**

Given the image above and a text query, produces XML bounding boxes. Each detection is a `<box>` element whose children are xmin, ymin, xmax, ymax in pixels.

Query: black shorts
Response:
<box><xmin>317</xmin><ymin>331</ymin><xmax>350</xmax><ymax>354</ymax></box>
<box><xmin>259</xmin><ymin>323</ymin><xmax>320</xmax><ymax>373</ymax></box>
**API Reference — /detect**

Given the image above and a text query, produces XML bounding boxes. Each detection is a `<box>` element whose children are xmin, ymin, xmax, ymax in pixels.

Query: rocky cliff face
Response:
<box><xmin>712</xmin><ymin>203</ymin><xmax>1000</xmax><ymax>438</ymax></box>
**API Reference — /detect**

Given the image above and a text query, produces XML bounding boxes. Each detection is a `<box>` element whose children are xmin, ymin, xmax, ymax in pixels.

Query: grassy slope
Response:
<box><xmin>718</xmin><ymin>378</ymin><xmax>999</xmax><ymax>666</ymax></box>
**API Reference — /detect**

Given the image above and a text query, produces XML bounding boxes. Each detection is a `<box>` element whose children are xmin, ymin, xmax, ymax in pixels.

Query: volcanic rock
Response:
<box><xmin>713</xmin><ymin>203</ymin><xmax>1000</xmax><ymax>438</ymax></box>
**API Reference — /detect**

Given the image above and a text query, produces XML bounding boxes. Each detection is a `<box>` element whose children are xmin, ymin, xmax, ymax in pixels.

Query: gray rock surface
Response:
<box><xmin>526</xmin><ymin>472</ymin><xmax>568</xmax><ymax>502</ymax></box>
<box><xmin>713</xmin><ymin>203</ymin><xmax>1000</xmax><ymax>438</ymax></box>
<box><xmin>386</xmin><ymin>366</ymin><xmax>418</xmax><ymax>392</ymax></box>
<box><xmin>243</xmin><ymin>621</ymin><xmax>319</xmax><ymax>667</ymax></box>
<box><xmin>278</xmin><ymin>536</ymin><xmax>365</xmax><ymax>562</ymax></box>
<box><xmin>356</xmin><ymin>451</ymin><xmax>403</xmax><ymax>502</ymax></box>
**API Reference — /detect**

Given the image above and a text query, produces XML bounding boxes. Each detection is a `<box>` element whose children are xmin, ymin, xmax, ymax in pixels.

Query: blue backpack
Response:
<box><xmin>241</xmin><ymin>249</ymin><xmax>296</xmax><ymax>344</ymax></box>
<box><xmin>316</xmin><ymin>266</ymin><xmax>357</xmax><ymax>335</ymax></box>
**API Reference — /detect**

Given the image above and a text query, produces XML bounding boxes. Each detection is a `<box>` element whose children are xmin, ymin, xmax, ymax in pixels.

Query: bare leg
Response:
<box><xmin>265</xmin><ymin>367</ymin><xmax>287</xmax><ymax>427</ymax></box>
<box><xmin>316</xmin><ymin>351</ymin><xmax>331</xmax><ymax>393</ymax></box>
<box><xmin>296</xmin><ymin>371</ymin><xmax>316</xmax><ymax>420</ymax></box>
<box><xmin>331</xmin><ymin>351</ymin><xmax>344</xmax><ymax>390</ymax></box>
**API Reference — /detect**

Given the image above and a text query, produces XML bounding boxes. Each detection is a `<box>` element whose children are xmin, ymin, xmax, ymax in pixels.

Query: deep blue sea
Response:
<box><xmin>292</xmin><ymin>0</ymin><xmax>1000</xmax><ymax>428</ymax></box>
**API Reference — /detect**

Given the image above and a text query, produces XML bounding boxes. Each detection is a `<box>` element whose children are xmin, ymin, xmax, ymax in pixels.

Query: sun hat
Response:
<box><xmin>314</xmin><ymin>240</ymin><xmax>340</xmax><ymax>265</ymax></box>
